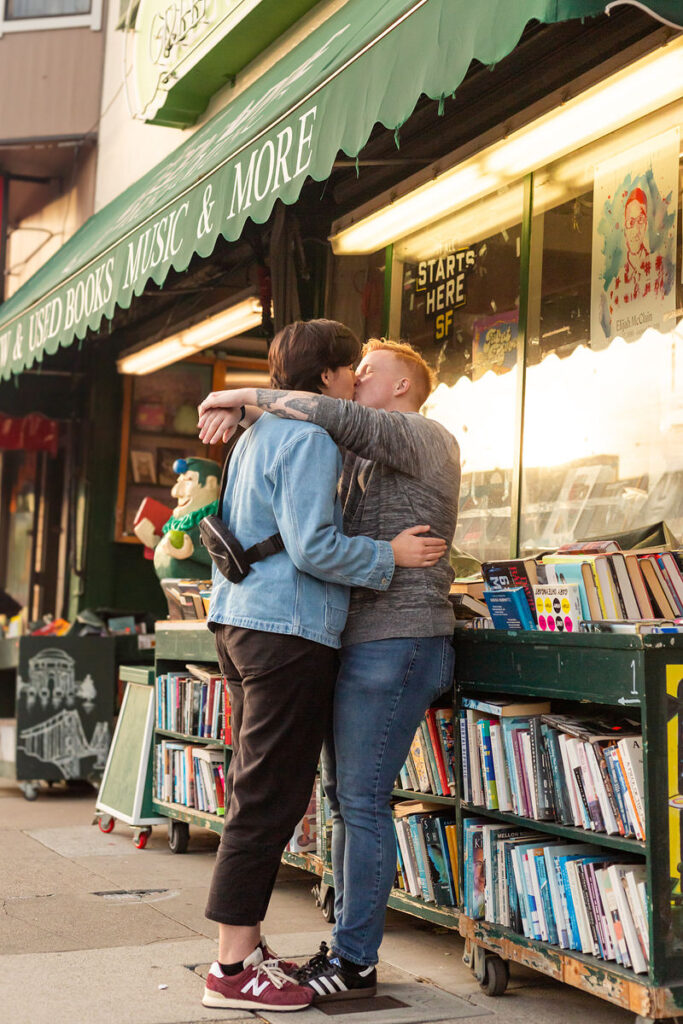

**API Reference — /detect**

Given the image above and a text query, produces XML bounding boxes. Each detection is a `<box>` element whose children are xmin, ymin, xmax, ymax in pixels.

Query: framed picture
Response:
<box><xmin>130</xmin><ymin>450</ymin><xmax>157</xmax><ymax>484</ymax></box>
<box><xmin>157</xmin><ymin>447</ymin><xmax>185</xmax><ymax>487</ymax></box>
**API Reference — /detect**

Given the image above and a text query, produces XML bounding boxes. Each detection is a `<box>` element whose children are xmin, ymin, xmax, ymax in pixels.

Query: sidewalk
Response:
<box><xmin>0</xmin><ymin>777</ymin><xmax>636</xmax><ymax>1024</ymax></box>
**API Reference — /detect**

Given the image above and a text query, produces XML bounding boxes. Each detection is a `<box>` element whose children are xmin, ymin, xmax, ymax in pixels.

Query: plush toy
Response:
<box><xmin>133</xmin><ymin>456</ymin><xmax>221</xmax><ymax>580</ymax></box>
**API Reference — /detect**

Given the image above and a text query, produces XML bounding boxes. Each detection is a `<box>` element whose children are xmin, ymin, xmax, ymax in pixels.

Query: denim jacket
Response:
<box><xmin>208</xmin><ymin>413</ymin><xmax>394</xmax><ymax>648</ymax></box>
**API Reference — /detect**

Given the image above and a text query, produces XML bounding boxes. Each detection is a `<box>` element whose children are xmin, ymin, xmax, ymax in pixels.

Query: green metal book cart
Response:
<box><xmin>151</xmin><ymin>621</ymin><xmax>230</xmax><ymax>854</ymax></box>
<box><xmin>454</xmin><ymin>629</ymin><xmax>683</xmax><ymax>1024</ymax></box>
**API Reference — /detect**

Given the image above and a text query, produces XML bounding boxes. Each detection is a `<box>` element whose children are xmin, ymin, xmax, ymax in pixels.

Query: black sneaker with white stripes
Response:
<box><xmin>295</xmin><ymin>943</ymin><xmax>377</xmax><ymax>1002</ymax></box>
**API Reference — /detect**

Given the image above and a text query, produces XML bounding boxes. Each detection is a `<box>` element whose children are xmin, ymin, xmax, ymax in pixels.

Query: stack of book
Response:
<box><xmin>160</xmin><ymin>578</ymin><xmax>212</xmax><ymax>620</ymax></box>
<box><xmin>463</xmin><ymin>819</ymin><xmax>649</xmax><ymax>973</ymax></box>
<box><xmin>154</xmin><ymin>740</ymin><xmax>225</xmax><ymax>815</ymax></box>
<box><xmin>393</xmin><ymin>800</ymin><xmax>458</xmax><ymax>907</ymax></box>
<box><xmin>397</xmin><ymin>709</ymin><xmax>455</xmax><ymax>796</ymax></box>
<box><xmin>479</xmin><ymin>543</ymin><xmax>683</xmax><ymax>633</ymax></box>
<box><xmin>156</xmin><ymin>665</ymin><xmax>225</xmax><ymax>739</ymax></box>
<box><xmin>460</xmin><ymin>697</ymin><xmax>645</xmax><ymax>840</ymax></box>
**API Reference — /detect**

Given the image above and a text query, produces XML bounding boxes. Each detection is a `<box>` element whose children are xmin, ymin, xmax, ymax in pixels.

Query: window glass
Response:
<box><xmin>520</xmin><ymin>123</ymin><xmax>683</xmax><ymax>553</ymax></box>
<box><xmin>392</xmin><ymin>183</ymin><xmax>524</xmax><ymax>562</ymax></box>
<box><xmin>4</xmin><ymin>451</ymin><xmax>36</xmax><ymax>611</ymax></box>
<box><xmin>5</xmin><ymin>0</ymin><xmax>90</xmax><ymax>18</ymax></box>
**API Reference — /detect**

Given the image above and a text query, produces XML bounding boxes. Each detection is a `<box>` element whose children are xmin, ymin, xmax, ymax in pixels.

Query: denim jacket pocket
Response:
<box><xmin>324</xmin><ymin>583</ymin><xmax>349</xmax><ymax>635</ymax></box>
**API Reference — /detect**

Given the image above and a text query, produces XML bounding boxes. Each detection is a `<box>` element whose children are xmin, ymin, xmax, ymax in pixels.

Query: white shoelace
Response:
<box><xmin>254</xmin><ymin>957</ymin><xmax>293</xmax><ymax>990</ymax></box>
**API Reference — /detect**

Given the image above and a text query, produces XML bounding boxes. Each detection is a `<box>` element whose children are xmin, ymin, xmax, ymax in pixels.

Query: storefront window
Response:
<box><xmin>391</xmin><ymin>183</ymin><xmax>524</xmax><ymax>562</ymax></box>
<box><xmin>520</xmin><ymin>122</ymin><xmax>683</xmax><ymax>553</ymax></box>
<box><xmin>2</xmin><ymin>451</ymin><xmax>37</xmax><ymax>611</ymax></box>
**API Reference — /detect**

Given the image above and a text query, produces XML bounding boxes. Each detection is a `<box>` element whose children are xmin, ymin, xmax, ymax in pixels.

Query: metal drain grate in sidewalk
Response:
<box><xmin>317</xmin><ymin>995</ymin><xmax>408</xmax><ymax>1015</ymax></box>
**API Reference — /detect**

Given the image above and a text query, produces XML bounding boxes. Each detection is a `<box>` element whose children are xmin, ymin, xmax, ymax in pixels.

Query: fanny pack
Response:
<box><xmin>199</xmin><ymin>435</ymin><xmax>284</xmax><ymax>583</ymax></box>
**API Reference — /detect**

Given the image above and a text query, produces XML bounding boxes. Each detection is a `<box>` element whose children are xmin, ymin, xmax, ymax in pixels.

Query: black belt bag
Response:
<box><xmin>199</xmin><ymin>434</ymin><xmax>284</xmax><ymax>584</ymax></box>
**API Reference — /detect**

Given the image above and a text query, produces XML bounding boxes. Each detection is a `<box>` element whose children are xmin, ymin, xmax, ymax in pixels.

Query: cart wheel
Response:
<box><xmin>20</xmin><ymin>782</ymin><xmax>38</xmax><ymax>801</ymax></box>
<box><xmin>321</xmin><ymin>888</ymin><xmax>335</xmax><ymax>923</ymax></box>
<box><xmin>480</xmin><ymin>954</ymin><xmax>509</xmax><ymax>997</ymax></box>
<box><xmin>168</xmin><ymin>820</ymin><xmax>189</xmax><ymax>854</ymax></box>
<box><xmin>134</xmin><ymin>827</ymin><xmax>151</xmax><ymax>850</ymax></box>
<box><xmin>98</xmin><ymin>815</ymin><xmax>115</xmax><ymax>834</ymax></box>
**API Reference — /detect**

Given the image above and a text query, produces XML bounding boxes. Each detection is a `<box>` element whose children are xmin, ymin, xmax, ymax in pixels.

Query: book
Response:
<box><xmin>434</xmin><ymin>709</ymin><xmax>456</xmax><ymax>795</ymax></box>
<box><xmin>449</xmin><ymin>593</ymin><xmax>489</xmax><ymax>619</ymax></box>
<box><xmin>462</xmin><ymin>695</ymin><xmax>551</xmax><ymax>717</ymax></box>
<box><xmin>639</xmin><ymin>556</ymin><xmax>677</xmax><ymax>618</ymax></box>
<box><xmin>484</xmin><ymin>587</ymin><xmax>536</xmax><ymax>630</ymax></box>
<box><xmin>481</xmin><ymin>558</ymin><xmax>538</xmax><ymax>615</ymax></box>
<box><xmin>422</xmin><ymin>815</ymin><xmax>456</xmax><ymax>906</ymax></box>
<box><xmin>409</xmin><ymin>729</ymin><xmax>431</xmax><ymax>792</ymax></box>
<box><xmin>532</xmin><ymin>583</ymin><xmax>584</xmax><ymax>633</ymax></box>
<box><xmin>616</xmin><ymin>737</ymin><xmax>645</xmax><ymax>840</ymax></box>
<box><xmin>133</xmin><ymin>497</ymin><xmax>173</xmax><ymax>559</ymax></box>
<box><xmin>608</xmin><ymin>553</ymin><xmax>641</xmax><ymax>619</ymax></box>
<box><xmin>659</xmin><ymin>552</ymin><xmax>683</xmax><ymax>612</ymax></box>
<box><xmin>543</xmin><ymin>555</ymin><xmax>608</xmax><ymax>618</ymax></box>
<box><xmin>655</xmin><ymin>554</ymin><xmax>683</xmax><ymax>615</ymax></box>
<box><xmin>624</xmin><ymin>554</ymin><xmax>655</xmax><ymax>618</ymax></box>
<box><xmin>555</xmin><ymin>540</ymin><xmax>621</xmax><ymax>554</ymax></box>
<box><xmin>425</xmin><ymin>710</ymin><xmax>450</xmax><ymax>795</ymax></box>
<box><xmin>539</xmin><ymin>561</ymin><xmax>591</xmax><ymax>620</ymax></box>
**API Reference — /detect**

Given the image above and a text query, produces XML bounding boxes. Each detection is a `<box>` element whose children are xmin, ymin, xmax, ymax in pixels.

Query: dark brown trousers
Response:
<box><xmin>205</xmin><ymin>625</ymin><xmax>337</xmax><ymax>925</ymax></box>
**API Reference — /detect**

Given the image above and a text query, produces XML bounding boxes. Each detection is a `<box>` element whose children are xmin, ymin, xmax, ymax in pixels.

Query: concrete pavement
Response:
<box><xmin>0</xmin><ymin>777</ymin><xmax>639</xmax><ymax>1024</ymax></box>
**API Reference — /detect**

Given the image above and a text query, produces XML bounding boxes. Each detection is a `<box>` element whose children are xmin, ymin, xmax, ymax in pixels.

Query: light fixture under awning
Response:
<box><xmin>0</xmin><ymin>0</ymin><xmax>675</xmax><ymax>380</ymax></box>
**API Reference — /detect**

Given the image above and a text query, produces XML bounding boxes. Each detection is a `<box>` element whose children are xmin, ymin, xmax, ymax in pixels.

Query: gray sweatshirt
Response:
<box><xmin>310</xmin><ymin>398</ymin><xmax>460</xmax><ymax>645</ymax></box>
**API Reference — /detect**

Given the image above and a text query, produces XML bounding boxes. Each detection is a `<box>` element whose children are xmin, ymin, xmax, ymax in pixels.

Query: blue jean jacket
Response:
<box><xmin>208</xmin><ymin>413</ymin><xmax>394</xmax><ymax>648</ymax></box>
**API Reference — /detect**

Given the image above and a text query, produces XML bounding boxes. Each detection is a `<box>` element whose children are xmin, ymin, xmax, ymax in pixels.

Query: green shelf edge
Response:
<box><xmin>461</xmin><ymin>802</ymin><xmax>647</xmax><ymax>854</ymax></box>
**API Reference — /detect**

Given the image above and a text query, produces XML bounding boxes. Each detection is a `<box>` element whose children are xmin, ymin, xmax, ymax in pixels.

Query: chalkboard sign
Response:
<box><xmin>15</xmin><ymin>637</ymin><xmax>118</xmax><ymax>783</ymax></box>
<box><xmin>96</xmin><ymin>673</ymin><xmax>165</xmax><ymax>825</ymax></box>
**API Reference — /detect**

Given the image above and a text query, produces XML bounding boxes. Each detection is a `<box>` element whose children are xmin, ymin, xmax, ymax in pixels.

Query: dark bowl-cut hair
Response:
<box><xmin>268</xmin><ymin>319</ymin><xmax>361</xmax><ymax>393</ymax></box>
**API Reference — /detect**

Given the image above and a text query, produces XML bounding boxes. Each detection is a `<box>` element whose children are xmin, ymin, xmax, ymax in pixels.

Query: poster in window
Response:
<box><xmin>591</xmin><ymin>128</ymin><xmax>678</xmax><ymax>348</ymax></box>
<box><xmin>471</xmin><ymin>310</ymin><xmax>518</xmax><ymax>381</ymax></box>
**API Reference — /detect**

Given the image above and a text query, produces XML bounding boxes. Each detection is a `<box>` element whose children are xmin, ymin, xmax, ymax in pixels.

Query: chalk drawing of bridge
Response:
<box><xmin>18</xmin><ymin>710</ymin><xmax>110</xmax><ymax>779</ymax></box>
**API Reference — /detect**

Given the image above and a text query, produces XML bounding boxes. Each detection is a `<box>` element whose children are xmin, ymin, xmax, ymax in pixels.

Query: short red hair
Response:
<box><xmin>362</xmin><ymin>338</ymin><xmax>436</xmax><ymax>407</ymax></box>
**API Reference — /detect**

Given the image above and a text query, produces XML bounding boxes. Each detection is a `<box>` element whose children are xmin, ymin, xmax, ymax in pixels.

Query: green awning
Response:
<box><xmin>0</xmin><ymin>0</ymin><xmax>675</xmax><ymax>379</ymax></box>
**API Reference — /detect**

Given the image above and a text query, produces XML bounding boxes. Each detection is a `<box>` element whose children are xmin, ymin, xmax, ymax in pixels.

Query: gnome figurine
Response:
<box><xmin>134</xmin><ymin>456</ymin><xmax>220</xmax><ymax>580</ymax></box>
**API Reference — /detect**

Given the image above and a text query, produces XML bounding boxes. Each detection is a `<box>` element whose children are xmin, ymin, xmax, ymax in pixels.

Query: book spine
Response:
<box><xmin>459</xmin><ymin>712</ymin><xmax>470</xmax><ymax>803</ymax></box>
<box><xmin>592</xmin><ymin>741</ymin><xmax>625</xmax><ymax>835</ymax></box>
<box><xmin>420</xmin><ymin>721</ymin><xmax>440</xmax><ymax>794</ymax></box>
<box><xmin>426</xmin><ymin>710</ymin><xmax>450</xmax><ymax>795</ymax></box>
<box><xmin>435</xmin><ymin>710</ymin><xmax>456</xmax><ymax>794</ymax></box>
<box><xmin>477</xmin><ymin>720</ymin><xmax>499</xmax><ymax>809</ymax></box>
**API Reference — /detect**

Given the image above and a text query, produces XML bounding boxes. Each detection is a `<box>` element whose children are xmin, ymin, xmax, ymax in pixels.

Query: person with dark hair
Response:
<box><xmin>200</xmin><ymin>319</ymin><xmax>446</xmax><ymax>1014</ymax></box>
<box><xmin>199</xmin><ymin>335</ymin><xmax>460</xmax><ymax>1002</ymax></box>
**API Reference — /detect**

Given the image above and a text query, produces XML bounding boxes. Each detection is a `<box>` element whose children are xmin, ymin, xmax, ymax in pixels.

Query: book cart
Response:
<box><xmin>151</xmin><ymin>621</ymin><xmax>227</xmax><ymax>853</ymax></box>
<box><xmin>455</xmin><ymin>629</ymin><xmax>683</xmax><ymax>1024</ymax></box>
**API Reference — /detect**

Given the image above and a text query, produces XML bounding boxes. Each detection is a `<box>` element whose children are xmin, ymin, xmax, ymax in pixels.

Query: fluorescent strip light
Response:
<box><xmin>117</xmin><ymin>296</ymin><xmax>263</xmax><ymax>375</ymax></box>
<box><xmin>330</xmin><ymin>39</ymin><xmax>683</xmax><ymax>255</ymax></box>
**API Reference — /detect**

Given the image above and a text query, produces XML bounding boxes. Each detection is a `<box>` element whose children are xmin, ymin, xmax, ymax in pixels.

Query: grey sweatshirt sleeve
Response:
<box><xmin>307</xmin><ymin>396</ymin><xmax>455</xmax><ymax>478</ymax></box>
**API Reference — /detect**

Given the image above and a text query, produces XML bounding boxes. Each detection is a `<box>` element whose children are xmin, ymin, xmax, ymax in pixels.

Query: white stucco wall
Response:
<box><xmin>94</xmin><ymin>0</ymin><xmax>350</xmax><ymax>212</ymax></box>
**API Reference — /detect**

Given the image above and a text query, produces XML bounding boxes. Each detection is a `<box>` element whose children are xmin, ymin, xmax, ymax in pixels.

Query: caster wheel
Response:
<box><xmin>134</xmin><ymin>827</ymin><xmax>151</xmax><ymax>850</ymax></box>
<box><xmin>98</xmin><ymin>815</ymin><xmax>115</xmax><ymax>834</ymax></box>
<box><xmin>168</xmin><ymin>820</ymin><xmax>189</xmax><ymax>854</ymax></box>
<box><xmin>480</xmin><ymin>954</ymin><xmax>509</xmax><ymax>997</ymax></box>
<box><xmin>321</xmin><ymin>888</ymin><xmax>335</xmax><ymax>923</ymax></box>
<box><xmin>20</xmin><ymin>783</ymin><xmax>38</xmax><ymax>801</ymax></box>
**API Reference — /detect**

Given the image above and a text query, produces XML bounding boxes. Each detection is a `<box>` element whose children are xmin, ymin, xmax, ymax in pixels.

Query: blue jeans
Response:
<box><xmin>321</xmin><ymin>635</ymin><xmax>455</xmax><ymax>966</ymax></box>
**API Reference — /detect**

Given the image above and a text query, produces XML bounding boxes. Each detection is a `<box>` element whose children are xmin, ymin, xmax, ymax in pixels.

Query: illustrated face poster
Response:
<box><xmin>591</xmin><ymin>128</ymin><xmax>678</xmax><ymax>347</ymax></box>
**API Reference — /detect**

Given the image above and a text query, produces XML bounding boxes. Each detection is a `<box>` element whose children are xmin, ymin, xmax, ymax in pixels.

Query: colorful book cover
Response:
<box><xmin>422</xmin><ymin>815</ymin><xmax>455</xmax><ymax>906</ymax></box>
<box><xmin>484</xmin><ymin>586</ymin><xmax>536</xmax><ymax>630</ymax></box>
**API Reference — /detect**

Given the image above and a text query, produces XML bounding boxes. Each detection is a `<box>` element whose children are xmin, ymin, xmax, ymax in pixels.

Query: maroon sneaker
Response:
<box><xmin>260</xmin><ymin>936</ymin><xmax>299</xmax><ymax>977</ymax></box>
<box><xmin>202</xmin><ymin>946</ymin><xmax>314</xmax><ymax>1011</ymax></box>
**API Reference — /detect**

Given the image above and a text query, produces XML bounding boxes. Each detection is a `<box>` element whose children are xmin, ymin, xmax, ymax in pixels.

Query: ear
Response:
<box><xmin>394</xmin><ymin>376</ymin><xmax>411</xmax><ymax>395</ymax></box>
<box><xmin>320</xmin><ymin>367</ymin><xmax>332</xmax><ymax>387</ymax></box>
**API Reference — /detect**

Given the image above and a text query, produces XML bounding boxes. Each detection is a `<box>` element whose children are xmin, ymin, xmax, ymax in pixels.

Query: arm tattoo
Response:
<box><xmin>254</xmin><ymin>389</ymin><xmax>321</xmax><ymax>421</ymax></box>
